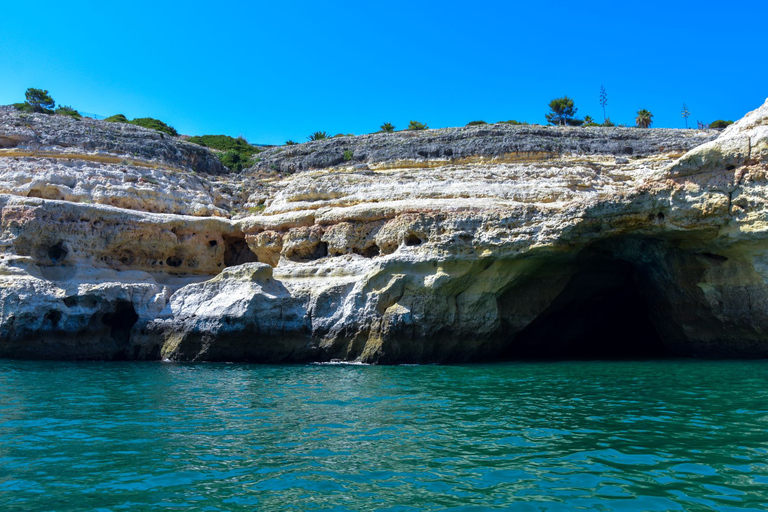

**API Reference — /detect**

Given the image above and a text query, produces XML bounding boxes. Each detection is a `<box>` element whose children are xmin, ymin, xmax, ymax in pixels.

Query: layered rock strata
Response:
<box><xmin>1</xmin><ymin>101</ymin><xmax>767</xmax><ymax>362</ymax></box>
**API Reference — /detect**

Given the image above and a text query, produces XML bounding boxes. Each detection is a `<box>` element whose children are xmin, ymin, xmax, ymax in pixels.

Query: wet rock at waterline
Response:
<box><xmin>2</xmin><ymin>100</ymin><xmax>768</xmax><ymax>362</ymax></box>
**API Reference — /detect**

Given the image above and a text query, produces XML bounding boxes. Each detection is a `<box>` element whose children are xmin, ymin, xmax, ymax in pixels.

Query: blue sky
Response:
<box><xmin>1</xmin><ymin>1</ymin><xmax>765</xmax><ymax>144</ymax></box>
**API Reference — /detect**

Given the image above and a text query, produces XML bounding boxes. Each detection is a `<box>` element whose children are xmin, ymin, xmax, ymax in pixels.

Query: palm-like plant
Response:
<box><xmin>380</xmin><ymin>122</ymin><xmax>395</xmax><ymax>133</ymax></box>
<box><xmin>635</xmin><ymin>109</ymin><xmax>653</xmax><ymax>128</ymax></box>
<box><xmin>308</xmin><ymin>131</ymin><xmax>329</xmax><ymax>141</ymax></box>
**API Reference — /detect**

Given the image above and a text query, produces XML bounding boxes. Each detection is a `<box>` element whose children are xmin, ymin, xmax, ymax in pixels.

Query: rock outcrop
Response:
<box><xmin>2</xmin><ymin>100</ymin><xmax>768</xmax><ymax>363</ymax></box>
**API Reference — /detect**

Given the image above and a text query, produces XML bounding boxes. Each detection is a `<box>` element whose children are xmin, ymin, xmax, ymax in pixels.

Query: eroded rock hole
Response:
<box><xmin>223</xmin><ymin>235</ymin><xmax>259</xmax><ymax>267</ymax></box>
<box><xmin>405</xmin><ymin>234</ymin><xmax>422</xmax><ymax>247</ymax></box>
<box><xmin>354</xmin><ymin>244</ymin><xmax>380</xmax><ymax>258</ymax></box>
<box><xmin>47</xmin><ymin>241</ymin><xmax>68</xmax><ymax>263</ymax></box>
<box><xmin>165</xmin><ymin>255</ymin><xmax>183</xmax><ymax>267</ymax></box>
<box><xmin>503</xmin><ymin>258</ymin><xmax>668</xmax><ymax>359</ymax></box>
<box><xmin>311</xmin><ymin>241</ymin><xmax>328</xmax><ymax>260</ymax></box>
<box><xmin>101</xmin><ymin>301</ymin><xmax>138</xmax><ymax>345</ymax></box>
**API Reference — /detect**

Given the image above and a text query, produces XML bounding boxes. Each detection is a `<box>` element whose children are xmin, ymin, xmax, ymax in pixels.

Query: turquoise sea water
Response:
<box><xmin>1</xmin><ymin>360</ymin><xmax>768</xmax><ymax>511</ymax></box>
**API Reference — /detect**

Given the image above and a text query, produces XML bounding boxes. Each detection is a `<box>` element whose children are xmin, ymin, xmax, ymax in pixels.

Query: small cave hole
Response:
<box><xmin>209</xmin><ymin>240</ymin><xmax>218</xmax><ymax>247</ymax></box>
<box><xmin>165</xmin><ymin>255</ymin><xmax>183</xmax><ymax>267</ymax></box>
<box><xmin>47</xmin><ymin>241</ymin><xmax>68</xmax><ymax>263</ymax></box>
<box><xmin>310</xmin><ymin>241</ymin><xmax>329</xmax><ymax>260</ymax></box>
<box><xmin>44</xmin><ymin>310</ymin><xmax>62</xmax><ymax>328</ymax></box>
<box><xmin>223</xmin><ymin>234</ymin><xmax>259</xmax><ymax>267</ymax></box>
<box><xmin>405</xmin><ymin>233</ymin><xmax>423</xmax><ymax>247</ymax></box>
<box><xmin>354</xmin><ymin>245</ymin><xmax>381</xmax><ymax>258</ymax></box>
<box><xmin>101</xmin><ymin>301</ymin><xmax>139</xmax><ymax>345</ymax></box>
<box><xmin>657</xmin><ymin>212</ymin><xmax>665</xmax><ymax>221</ymax></box>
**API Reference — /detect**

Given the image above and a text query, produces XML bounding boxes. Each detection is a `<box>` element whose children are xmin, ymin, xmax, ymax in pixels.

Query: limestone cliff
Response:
<box><xmin>1</xmin><ymin>100</ymin><xmax>767</xmax><ymax>362</ymax></box>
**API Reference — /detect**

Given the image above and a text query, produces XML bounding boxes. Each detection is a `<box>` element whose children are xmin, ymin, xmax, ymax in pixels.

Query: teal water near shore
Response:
<box><xmin>1</xmin><ymin>360</ymin><xmax>768</xmax><ymax>511</ymax></box>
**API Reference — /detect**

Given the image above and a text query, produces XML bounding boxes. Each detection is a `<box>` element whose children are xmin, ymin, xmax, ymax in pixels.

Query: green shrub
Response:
<box><xmin>380</xmin><ymin>122</ymin><xmax>395</xmax><ymax>132</ymax></box>
<box><xmin>55</xmin><ymin>105</ymin><xmax>82</xmax><ymax>120</ymax></box>
<box><xmin>105</xmin><ymin>114</ymin><xmax>129</xmax><ymax>123</ymax></box>
<box><xmin>130</xmin><ymin>117</ymin><xmax>178</xmax><ymax>136</ymax></box>
<box><xmin>602</xmin><ymin>118</ymin><xmax>615</xmax><ymax>127</ymax></box>
<box><xmin>309</xmin><ymin>131</ymin><xmax>329</xmax><ymax>141</ymax></box>
<box><xmin>408</xmin><ymin>120</ymin><xmax>428</xmax><ymax>130</ymax></box>
<box><xmin>285</xmin><ymin>140</ymin><xmax>298</xmax><ymax>145</ymax></box>
<box><xmin>467</xmin><ymin>120</ymin><xmax>487</xmax><ymax>126</ymax></box>
<box><xmin>219</xmin><ymin>151</ymin><xmax>252</xmax><ymax>172</ymax></box>
<box><xmin>12</xmin><ymin>102</ymin><xmax>38</xmax><ymax>113</ymax></box>
<box><xmin>343</xmin><ymin>150</ymin><xmax>353</xmax><ymax>161</ymax></box>
<box><xmin>709</xmin><ymin>120</ymin><xmax>733</xmax><ymax>129</ymax></box>
<box><xmin>498</xmin><ymin>120</ymin><xmax>528</xmax><ymax>125</ymax></box>
<box><xmin>582</xmin><ymin>115</ymin><xmax>599</xmax><ymax>127</ymax></box>
<box><xmin>187</xmin><ymin>134</ymin><xmax>260</xmax><ymax>172</ymax></box>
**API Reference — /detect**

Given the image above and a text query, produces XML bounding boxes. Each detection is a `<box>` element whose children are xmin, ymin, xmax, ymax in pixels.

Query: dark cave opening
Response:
<box><xmin>503</xmin><ymin>258</ymin><xmax>669</xmax><ymax>360</ymax></box>
<box><xmin>223</xmin><ymin>235</ymin><xmax>259</xmax><ymax>267</ymax></box>
<box><xmin>101</xmin><ymin>301</ymin><xmax>139</xmax><ymax>346</ymax></box>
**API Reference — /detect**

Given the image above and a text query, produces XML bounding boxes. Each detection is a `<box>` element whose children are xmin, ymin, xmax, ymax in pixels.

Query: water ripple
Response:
<box><xmin>1</xmin><ymin>360</ymin><xmax>768</xmax><ymax>510</ymax></box>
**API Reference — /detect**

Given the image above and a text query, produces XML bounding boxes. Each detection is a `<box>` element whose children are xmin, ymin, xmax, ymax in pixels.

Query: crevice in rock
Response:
<box><xmin>223</xmin><ymin>234</ymin><xmax>259</xmax><ymax>267</ymax></box>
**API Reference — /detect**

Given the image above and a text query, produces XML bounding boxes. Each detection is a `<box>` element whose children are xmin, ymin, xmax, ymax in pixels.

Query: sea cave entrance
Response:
<box><xmin>501</xmin><ymin>254</ymin><xmax>670</xmax><ymax>360</ymax></box>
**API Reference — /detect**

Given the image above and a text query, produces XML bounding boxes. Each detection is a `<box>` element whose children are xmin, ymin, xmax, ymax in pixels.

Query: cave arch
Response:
<box><xmin>500</xmin><ymin>251</ymin><xmax>672</xmax><ymax>360</ymax></box>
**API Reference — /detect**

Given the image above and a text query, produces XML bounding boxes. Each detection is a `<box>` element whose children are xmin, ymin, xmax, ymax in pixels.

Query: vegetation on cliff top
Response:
<box><xmin>105</xmin><ymin>114</ymin><xmax>178</xmax><ymax>136</ymax></box>
<box><xmin>186</xmin><ymin>134</ymin><xmax>261</xmax><ymax>172</ymax></box>
<box><xmin>13</xmin><ymin>88</ymin><xmax>83</xmax><ymax>120</ymax></box>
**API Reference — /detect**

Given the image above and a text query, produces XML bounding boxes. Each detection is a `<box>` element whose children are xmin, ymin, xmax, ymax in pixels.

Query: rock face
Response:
<box><xmin>1</xmin><ymin>101</ymin><xmax>768</xmax><ymax>362</ymax></box>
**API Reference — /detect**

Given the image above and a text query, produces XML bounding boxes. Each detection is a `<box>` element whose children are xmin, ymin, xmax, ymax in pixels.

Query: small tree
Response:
<box><xmin>380</xmin><ymin>122</ymin><xmax>395</xmax><ymax>133</ymax></box>
<box><xmin>25</xmin><ymin>88</ymin><xmax>55</xmax><ymax>112</ymax></box>
<box><xmin>682</xmin><ymin>103</ymin><xmax>690</xmax><ymax>129</ymax></box>
<box><xmin>285</xmin><ymin>140</ymin><xmax>297</xmax><ymax>145</ymax></box>
<box><xmin>467</xmin><ymin>120</ymin><xmax>487</xmax><ymax>126</ymax></box>
<box><xmin>546</xmin><ymin>96</ymin><xmax>578</xmax><ymax>125</ymax></box>
<box><xmin>635</xmin><ymin>109</ymin><xmax>653</xmax><ymax>128</ymax></box>
<box><xmin>408</xmin><ymin>120</ymin><xmax>428</xmax><ymax>130</ymax></box>
<box><xmin>599</xmin><ymin>85</ymin><xmax>608</xmax><ymax>123</ymax></box>
<box><xmin>308</xmin><ymin>131</ymin><xmax>329</xmax><ymax>141</ymax></box>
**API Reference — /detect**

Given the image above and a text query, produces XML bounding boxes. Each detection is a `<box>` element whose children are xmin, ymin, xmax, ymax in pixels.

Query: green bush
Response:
<box><xmin>186</xmin><ymin>134</ymin><xmax>260</xmax><ymax>172</ymax></box>
<box><xmin>582</xmin><ymin>116</ymin><xmax>599</xmax><ymax>127</ymax></box>
<box><xmin>467</xmin><ymin>120</ymin><xmax>487</xmax><ymax>126</ymax></box>
<box><xmin>55</xmin><ymin>105</ymin><xmax>82</xmax><ymax>120</ymax></box>
<box><xmin>12</xmin><ymin>102</ymin><xmax>39</xmax><ymax>113</ymax></box>
<box><xmin>602</xmin><ymin>118</ymin><xmax>615</xmax><ymax>127</ymax></box>
<box><xmin>498</xmin><ymin>120</ymin><xmax>528</xmax><ymax>125</ymax></box>
<box><xmin>380</xmin><ymin>122</ymin><xmax>395</xmax><ymax>132</ymax></box>
<box><xmin>285</xmin><ymin>140</ymin><xmax>298</xmax><ymax>145</ymax></box>
<box><xmin>343</xmin><ymin>150</ymin><xmax>353</xmax><ymax>161</ymax></box>
<box><xmin>309</xmin><ymin>131</ymin><xmax>329</xmax><ymax>141</ymax></box>
<box><xmin>130</xmin><ymin>117</ymin><xmax>178</xmax><ymax>136</ymax></box>
<box><xmin>105</xmin><ymin>114</ymin><xmax>129</xmax><ymax>123</ymax></box>
<box><xmin>709</xmin><ymin>120</ymin><xmax>733</xmax><ymax>129</ymax></box>
<box><xmin>219</xmin><ymin>151</ymin><xmax>248</xmax><ymax>172</ymax></box>
<box><xmin>408</xmin><ymin>120</ymin><xmax>428</xmax><ymax>130</ymax></box>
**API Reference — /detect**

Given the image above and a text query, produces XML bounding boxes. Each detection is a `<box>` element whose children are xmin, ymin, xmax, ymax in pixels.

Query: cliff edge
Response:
<box><xmin>2</xmin><ymin>101</ymin><xmax>767</xmax><ymax>362</ymax></box>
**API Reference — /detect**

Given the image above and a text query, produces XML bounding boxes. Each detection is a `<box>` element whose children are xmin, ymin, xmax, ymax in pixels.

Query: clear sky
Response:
<box><xmin>1</xmin><ymin>1</ymin><xmax>765</xmax><ymax>144</ymax></box>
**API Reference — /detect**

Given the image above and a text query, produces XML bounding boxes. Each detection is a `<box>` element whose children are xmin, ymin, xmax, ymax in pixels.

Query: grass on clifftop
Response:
<box><xmin>186</xmin><ymin>134</ymin><xmax>261</xmax><ymax>172</ymax></box>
